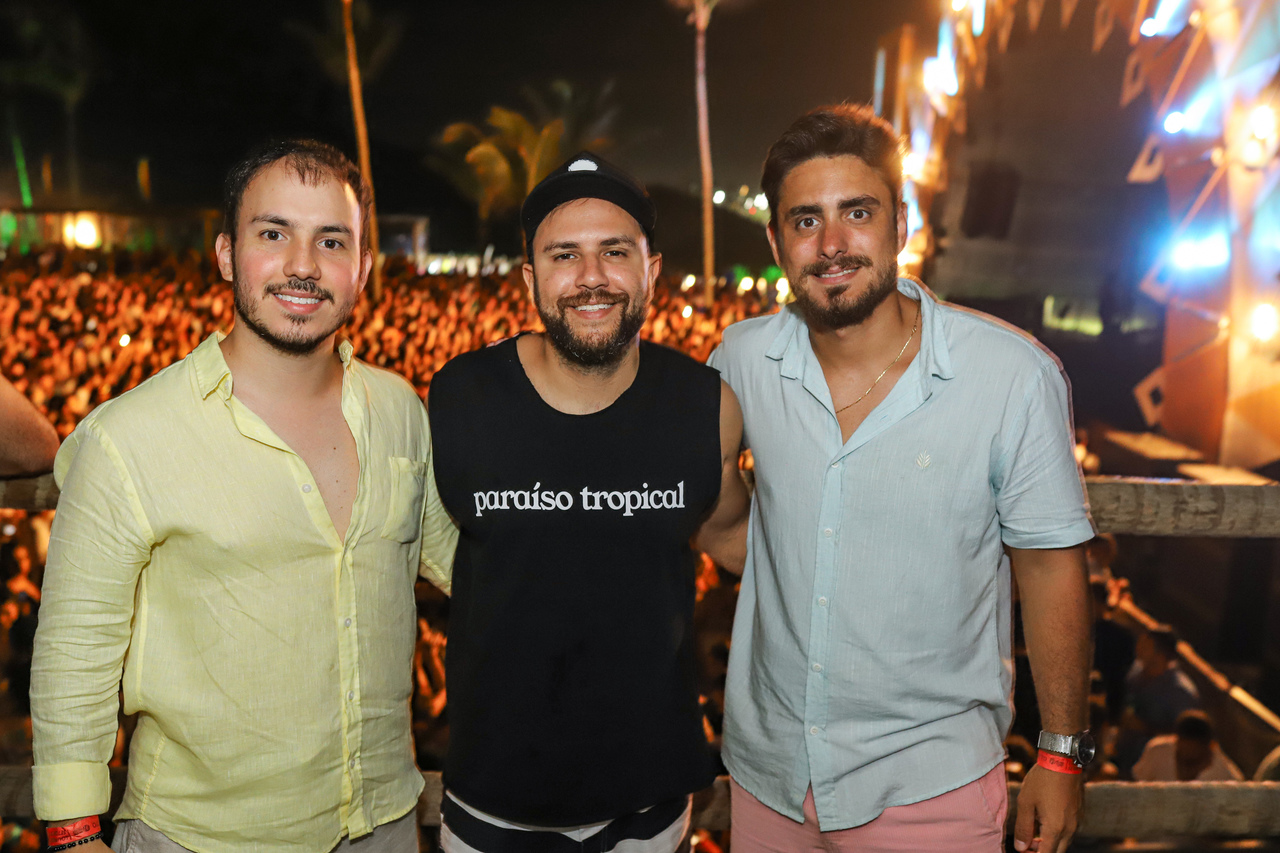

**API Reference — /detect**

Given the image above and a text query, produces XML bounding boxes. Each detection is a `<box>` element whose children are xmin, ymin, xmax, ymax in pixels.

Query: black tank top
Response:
<box><xmin>429</xmin><ymin>336</ymin><xmax>721</xmax><ymax>826</ymax></box>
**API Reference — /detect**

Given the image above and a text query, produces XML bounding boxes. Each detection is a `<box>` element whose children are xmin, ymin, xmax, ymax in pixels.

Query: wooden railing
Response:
<box><xmin>1085</xmin><ymin>476</ymin><xmax>1280</xmax><ymax>537</ymax></box>
<box><xmin>2</xmin><ymin>473</ymin><xmax>1279</xmax><ymax>838</ymax></box>
<box><xmin>0</xmin><ymin>474</ymin><xmax>58</xmax><ymax>513</ymax></box>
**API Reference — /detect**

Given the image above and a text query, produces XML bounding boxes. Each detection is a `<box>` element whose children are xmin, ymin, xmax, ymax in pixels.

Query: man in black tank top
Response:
<box><xmin>428</xmin><ymin>153</ymin><xmax>750</xmax><ymax>853</ymax></box>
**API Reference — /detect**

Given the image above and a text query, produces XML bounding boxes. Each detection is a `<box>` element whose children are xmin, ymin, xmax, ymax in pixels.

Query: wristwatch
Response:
<box><xmin>1038</xmin><ymin>730</ymin><xmax>1096</xmax><ymax>769</ymax></box>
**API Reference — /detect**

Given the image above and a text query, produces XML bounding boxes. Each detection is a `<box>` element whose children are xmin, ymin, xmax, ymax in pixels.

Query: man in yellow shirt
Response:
<box><xmin>31</xmin><ymin>140</ymin><xmax>456</xmax><ymax>853</ymax></box>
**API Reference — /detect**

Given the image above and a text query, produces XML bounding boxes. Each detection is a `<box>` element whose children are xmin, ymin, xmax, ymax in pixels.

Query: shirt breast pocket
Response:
<box><xmin>381</xmin><ymin>456</ymin><xmax>427</xmax><ymax>543</ymax></box>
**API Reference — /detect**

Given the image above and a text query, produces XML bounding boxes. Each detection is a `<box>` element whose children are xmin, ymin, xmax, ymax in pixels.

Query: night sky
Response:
<box><xmin>9</xmin><ymin>0</ymin><xmax>937</xmax><ymax>222</ymax></box>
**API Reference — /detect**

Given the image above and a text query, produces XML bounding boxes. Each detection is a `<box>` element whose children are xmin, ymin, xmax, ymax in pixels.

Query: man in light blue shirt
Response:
<box><xmin>708</xmin><ymin>105</ymin><xmax>1095</xmax><ymax>853</ymax></box>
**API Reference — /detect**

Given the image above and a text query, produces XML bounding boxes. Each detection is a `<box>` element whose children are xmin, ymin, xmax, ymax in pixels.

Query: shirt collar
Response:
<box><xmin>903</xmin><ymin>277</ymin><xmax>954</xmax><ymax>382</ymax></box>
<box><xmin>191</xmin><ymin>332</ymin><xmax>356</xmax><ymax>401</ymax></box>
<box><xmin>192</xmin><ymin>332</ymin><xmax>233</xmax><ymax>401</ymax></box>
<box><xmin>764</xmin><ymin>306</ymin><xmax>808</xmax><ymax>380</ymax></box>
<box><xmin>765</xmin><ymin>277</ymin><xmax>955</xmax><ymax>382</ymax></box>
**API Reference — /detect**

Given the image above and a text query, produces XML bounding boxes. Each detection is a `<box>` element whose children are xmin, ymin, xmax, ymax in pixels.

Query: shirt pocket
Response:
<box><xmin>381</xmin><ymin>456</ymin><xmax>428</xmax><ymax>543</ymax></box>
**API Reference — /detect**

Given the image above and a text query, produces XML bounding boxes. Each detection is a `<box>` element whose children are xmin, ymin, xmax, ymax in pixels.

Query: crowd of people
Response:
<box><xmin>0</xmin><ymin>246</ymin><xmax>766</xmax><ymax>441</ymax></box>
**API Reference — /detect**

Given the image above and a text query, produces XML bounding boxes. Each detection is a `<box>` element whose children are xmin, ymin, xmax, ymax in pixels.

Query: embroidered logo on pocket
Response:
<box><xmin>916</xmin><ymin>452</ymin><xmax>932</xmax><ymax>469</ymax></box>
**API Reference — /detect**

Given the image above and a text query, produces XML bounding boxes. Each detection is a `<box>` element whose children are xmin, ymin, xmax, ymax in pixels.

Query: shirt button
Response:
<box><xmin>302</xmin><ymin>484</ymin><xmax>312</xmax><ymax>493</ymax></box>
<box><xmin>823</xmin><ymin>528</ymin><xmax>833</xmax><ymax>538</ymax></box>
<box><xmin>344</xmin><ymin>618</ymin><xmax>352</xmax><ymax>628</ymax></box>
<box><xmin>812</xmin><ymin>663</ymin><xmax>823</xmax><ymax>672</ymax></box>
<box><xmin>831</xmin><ymin>462</ymin><xmax>840</xmax><ymax>469</ymax></box>
<box><xmin>818</xmin><ymin>597</ymin><xmax>828</xmax><ymax>607</ymax></box>
<box><xmin>347</xmin><ymin>691</ymin><xmax>355</xmax><ymax>701</ymax></box>
<box><xmin>349</xmin><ymin>757</ymin><xmax>355</xmax><ymax>768</ymax></box>
<box><xmin>810</xmin><ymin>726</ymin><xmax>820</xmax><ymax>735</ymax></box>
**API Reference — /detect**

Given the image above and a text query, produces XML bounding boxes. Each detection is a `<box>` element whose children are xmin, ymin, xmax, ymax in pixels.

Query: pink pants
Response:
<box><xmin>729</xmin><ymin>764</ymin><xmax>1007</xmax><ymax>853</ymax></box>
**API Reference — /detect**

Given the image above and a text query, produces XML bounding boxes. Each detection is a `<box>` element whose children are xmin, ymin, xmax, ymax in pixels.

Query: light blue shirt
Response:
<box><xmin>707</xmin><ymin>278</ymin><xmax>1094</xmax><ymax>830</ymax></box>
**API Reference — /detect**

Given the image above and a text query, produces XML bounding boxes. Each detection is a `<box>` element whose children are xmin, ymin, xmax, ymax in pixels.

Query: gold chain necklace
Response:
<box><xmin>834</xmin><ymin>305</ymin><xmax>920</xmax><ymax>415</ymax></box>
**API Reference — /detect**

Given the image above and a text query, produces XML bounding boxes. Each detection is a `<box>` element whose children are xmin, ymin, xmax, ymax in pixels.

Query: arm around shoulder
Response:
<box><xmin>418</xmin><ymin>419</ymin><xmax>458</xmax><ymax>595</ymax></box>
<box><xmin>692</xmin><ymin>380</ymin><xmax>750</xmax><ymax>574</ymax></box>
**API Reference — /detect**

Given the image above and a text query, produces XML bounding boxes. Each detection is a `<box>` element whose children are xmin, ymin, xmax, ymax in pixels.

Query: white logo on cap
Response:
<box><xmin>567</xmin><ymin>159</ymin><xmax>598</xmax><ymax>172</ymax></box>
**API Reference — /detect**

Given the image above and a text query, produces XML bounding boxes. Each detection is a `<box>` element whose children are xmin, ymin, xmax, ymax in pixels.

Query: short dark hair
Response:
<box><xmin>761</xmin><ymin>103</ymin><xmax>904</xmax><ymax>229</ymax></box>
<box><xmin>222</xmin><ymin>139</ymin><xmax>370</xmax><ymax>253</ymax></box>
<box><xmin>1174</xmin><ymin>709</ymin><xmax>1213</xmax><ymax>744</ymax></box>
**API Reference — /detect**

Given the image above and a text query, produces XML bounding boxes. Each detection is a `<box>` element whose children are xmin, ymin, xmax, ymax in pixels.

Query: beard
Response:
<box><xmin>791</xmin><ymin>252</ymin><xmax>900</xmax><ymax>331</ymax></box>
<box><xmin>231</xmin><ymin>251</ymin><xmax>354</xmax><ymax>356</ymax></box>
<box><xmin>533</xmin><ymin>282</ymin><xmax>647</xmax><ymax>370</ymax></box>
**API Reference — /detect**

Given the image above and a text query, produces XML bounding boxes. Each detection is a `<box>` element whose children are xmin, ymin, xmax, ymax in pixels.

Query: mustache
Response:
<box><xmin>558</xmin><ymin>291</ymin><xmax>626</xmax><ymax>309</ymax></box>
<box><xmin>264</xmin><ymin>279</ymin><xmax>334</xmax><ymax>301</ymax></box>
<box><xmin>801</xmin><ymin>255</ymin><xmax>875</xmax><ymax>279</ymax></box>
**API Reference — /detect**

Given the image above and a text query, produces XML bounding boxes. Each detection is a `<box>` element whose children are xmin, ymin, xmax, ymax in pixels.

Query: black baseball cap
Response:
<box><xmin>521</xmin><ymin>151</ymin><xmax>656</xmax><ymax>257</ymax></box>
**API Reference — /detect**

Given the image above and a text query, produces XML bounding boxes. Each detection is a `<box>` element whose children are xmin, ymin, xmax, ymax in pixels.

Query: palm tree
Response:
<box><xmin>428</xmin><ymin>81</ymin><xmax>619</xmax><ymax>251</ymax></box>
<box><xmin>288</xmin><ymin>0</ymin><xmax>405</xmax><ymax>301</ymax></box>
<box><xmin>670</xmin><ymin>0</ymin><xmax>759</xmax><ymax>297</ymax></box>
<box><xmin>520</xmin><ymin>79</ymin><xmax>620</xmax><ymax>155</ymax></box>
<box><xmin>431</xmin><ymin>108</ymin><xmax>564</xmax><ymax>249</ymax></box>
<box><xmin>671</xmin><ymin>0</ymin><xmax>722</xmax><ymax>302</ymax></box>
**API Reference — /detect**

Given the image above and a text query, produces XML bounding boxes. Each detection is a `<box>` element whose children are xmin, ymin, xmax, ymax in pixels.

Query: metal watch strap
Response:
<box><xmin>1037</xmin><ymin>731</ymin><xmax>1076</xmax><ymax>756</ymax></box>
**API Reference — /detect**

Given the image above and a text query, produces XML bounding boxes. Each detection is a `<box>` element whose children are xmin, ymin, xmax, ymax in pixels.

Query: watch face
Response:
<box><xmin>1076</xmin><ymin>731</ymin><xmax>1097</xmax><ymax>767</ymax></box>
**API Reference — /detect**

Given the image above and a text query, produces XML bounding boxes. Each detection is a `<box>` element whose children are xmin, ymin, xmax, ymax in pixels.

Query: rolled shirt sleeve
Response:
<box><xmin>992</xmin><ymin>361</ymin><xmax>1094</xmax><ymax>549</ymax></box>
<box><xmin>416</xmin><ymin>405</ymin><xmax>457</xmax><ymax>594</ymax></box>
<box><xmin>32</xmin><ymin>419</ymin><xmax>155</xmax><ymax>820</ymax></box>
<box><xmin>419</xmin><ymin>454</ymin><xmax>457</xmax><ymax>595</ymax></box>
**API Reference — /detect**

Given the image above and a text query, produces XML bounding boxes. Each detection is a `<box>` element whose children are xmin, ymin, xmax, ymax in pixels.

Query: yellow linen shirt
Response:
<box><xmin>31</xmin><ymin>333</ymin><xmax>457</xmax><ymax>853</ymax></box>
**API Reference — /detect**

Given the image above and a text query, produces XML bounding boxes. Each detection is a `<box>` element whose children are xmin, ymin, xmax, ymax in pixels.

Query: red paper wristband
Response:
<box><xmin>1037</xmin><ymin>750</ymin><xmax>1082</xmax><ymax>775</ymax></box>
<box><xmin>48</xmin><ymin>816</ymin><xmax>101</xmax><ymax>846</ymax></box>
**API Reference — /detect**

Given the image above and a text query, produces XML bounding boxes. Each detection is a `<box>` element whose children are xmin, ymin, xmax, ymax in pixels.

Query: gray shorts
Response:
<box><xmin>110</xmin><ymin>809</ymin><xmax>419</xmax><ymax>853</ymax></box>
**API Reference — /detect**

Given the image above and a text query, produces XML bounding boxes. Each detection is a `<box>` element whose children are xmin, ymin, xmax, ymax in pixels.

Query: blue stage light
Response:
<box><xmin>1172</xmin><ymin>233</ymin><xmax>1230</xmax><ymax>271</ymax></box>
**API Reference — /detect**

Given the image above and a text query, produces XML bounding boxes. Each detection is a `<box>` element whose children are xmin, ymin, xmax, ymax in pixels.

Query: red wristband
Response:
<box><xmin>1037</xmin><ymin>750</ymin><xmax>1082</xmax><ymax>775</ymax></box>
<box><xmin>48</xmin><ymin>816</ymin><xmax>101</xmax><ymax>846</ymax></box>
